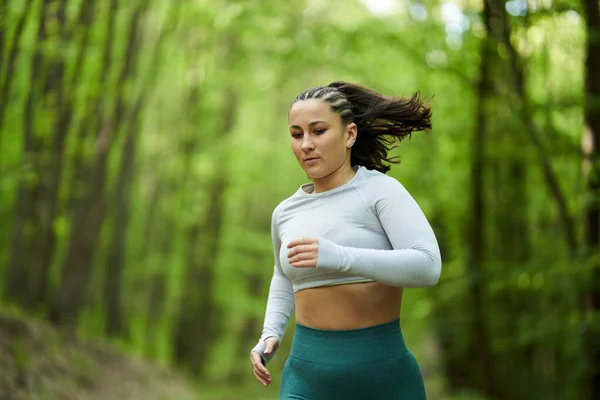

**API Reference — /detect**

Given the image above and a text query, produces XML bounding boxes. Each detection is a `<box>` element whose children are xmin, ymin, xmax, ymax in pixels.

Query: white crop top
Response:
<box><xmin>251</xmin><ymin>165</ymin><xmax>442</xmax><ymax>364</ymax></box>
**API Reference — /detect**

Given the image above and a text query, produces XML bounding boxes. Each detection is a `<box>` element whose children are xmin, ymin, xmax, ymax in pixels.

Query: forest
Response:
<box><xmin>0</xmin><ymin>0</ymin><xmax>599</xmax><ymax>399</ymax></box>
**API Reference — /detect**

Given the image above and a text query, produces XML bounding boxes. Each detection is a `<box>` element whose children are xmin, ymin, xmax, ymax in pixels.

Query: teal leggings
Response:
<box><xmin>280</xmin><ymin>319</ymin><xmax>426</xmax><ymax>399</ymax></box>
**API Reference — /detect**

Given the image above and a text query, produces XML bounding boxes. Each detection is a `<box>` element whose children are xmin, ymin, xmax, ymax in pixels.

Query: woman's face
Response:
<box><xmin>288</xmin><ymin>99</ymin><xmax>356</xmax><ymax>179</ymax></box>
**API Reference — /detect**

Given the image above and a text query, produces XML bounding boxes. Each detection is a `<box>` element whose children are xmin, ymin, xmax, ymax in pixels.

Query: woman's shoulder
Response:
<box><xmin>353</xmin><ymin>167</ymin><xmax>419</xmax><ymax>212</ymax></box>
<box><xmin>272</xmin><ymin>193</ymin><xmax>298</xmax><ymax>220</ymax></box>
<box><xmin>356</xmin><ymin>166</ymin><xmax>406</xmax><ymax>193</ymax></box>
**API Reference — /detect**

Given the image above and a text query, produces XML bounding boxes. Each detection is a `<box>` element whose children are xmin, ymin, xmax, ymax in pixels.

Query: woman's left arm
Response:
<box><xmin>289</xmin><ymin>179</ymin><xmax>441</xmax><ymax>288</ymax></box>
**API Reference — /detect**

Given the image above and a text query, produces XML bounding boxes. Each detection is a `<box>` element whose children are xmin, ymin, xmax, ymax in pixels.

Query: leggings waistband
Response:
<box><xmin>289</xmin><ymin>318</ymin><xmax>407</xmax><ymax>364</ymax></box>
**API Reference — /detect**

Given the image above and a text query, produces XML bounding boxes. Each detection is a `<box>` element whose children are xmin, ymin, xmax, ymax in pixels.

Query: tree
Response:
<box><xmin>582</xmin><ymin>0</ymin><xmax>600</xmax><ymax>396</ymax></box>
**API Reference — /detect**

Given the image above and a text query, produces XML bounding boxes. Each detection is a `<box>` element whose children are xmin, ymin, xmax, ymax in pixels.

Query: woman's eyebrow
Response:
<box><xmin>290</xmin><ymin>120</ymin><xmax>329</xmax><ymax>129</ymax></box>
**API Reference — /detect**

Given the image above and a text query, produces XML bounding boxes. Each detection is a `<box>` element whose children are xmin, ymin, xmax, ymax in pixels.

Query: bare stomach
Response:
<box><xmin>294</xmin><ymin>281</ymin><xmax>404</xmax><ymax>330</ymax></box>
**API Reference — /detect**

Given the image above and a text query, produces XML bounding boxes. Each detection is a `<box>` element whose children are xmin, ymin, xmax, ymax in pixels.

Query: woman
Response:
<box><xmin>249</xmin><ymin>81</ymin><xmax>442</xmax><ymax>399</ymax></box>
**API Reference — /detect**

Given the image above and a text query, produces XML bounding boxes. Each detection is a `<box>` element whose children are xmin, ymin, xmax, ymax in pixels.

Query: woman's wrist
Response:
<box><xmin>315</xmin><ymin>237</ymin><xmax>341</xmax><ymax>270</ymax></box>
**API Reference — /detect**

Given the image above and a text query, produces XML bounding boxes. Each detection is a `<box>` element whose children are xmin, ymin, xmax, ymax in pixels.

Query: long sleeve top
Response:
<box><xmin>251</xmin><ymin>165</ymin><xmax>442</xmax><ymax>364</ymax></box>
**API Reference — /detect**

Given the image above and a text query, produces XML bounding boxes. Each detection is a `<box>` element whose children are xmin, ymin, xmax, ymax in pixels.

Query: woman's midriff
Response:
<box><xmin>294</xmin><ymin>281</ymin><xmax>403</xmax><ymax>330</ymax></box>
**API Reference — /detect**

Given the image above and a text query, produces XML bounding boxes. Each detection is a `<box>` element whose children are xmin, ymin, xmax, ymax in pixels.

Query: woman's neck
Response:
<box><xmin>312</xmin><ymin>163</ymin><xmax>356</xmax><ymax>193</ymax></box>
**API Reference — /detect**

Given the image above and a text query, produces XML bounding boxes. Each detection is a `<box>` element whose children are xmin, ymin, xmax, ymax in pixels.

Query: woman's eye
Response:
<box><xmin>314</xmin><ymin>129</ymin><xmax>326</xmax><ymax>135</ymax></box>
<box><xmin>292</xmin><ymin>132</ymin><xmax>302</xmax><ymax>139</ymax></box>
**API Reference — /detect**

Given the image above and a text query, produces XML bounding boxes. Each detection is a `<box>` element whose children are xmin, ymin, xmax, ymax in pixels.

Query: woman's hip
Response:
<box><xmin>280</xmin><ymin>318</ymin><xmax>426</xmax><ymax>399</ymax></box>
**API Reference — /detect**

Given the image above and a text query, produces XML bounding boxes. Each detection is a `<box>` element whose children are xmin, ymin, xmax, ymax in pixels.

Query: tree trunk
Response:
<box><xmin>50</xmin><ymin>1</ymin><xmax>143</xmax><ymax>325</ymax></box>
<box><xmin>174</xmin><ymin>84</ymin><xmax>237</xmax><ymax>375</ymax></box>
<box><xmin>104</xmin><ymin>0</ymin><xmax>178</xmax><ymax>337</ymax></box>
<box><xmin>582</xmin><ymin>0</ymin><xmax>600</xmax><ymax>396</ymax></box>
<box><xmin>229</xmin><ymin>270</ymin><xmax>263</xmax><ymax>384</ymax></box>
<box><xmin>5</xmin><ymin>0</ymin><xmax>50</xmax><ymax>307</ymax></box>
<box><xmin>28</xmin><ymin>0</ymin><xmax>77</xmax><ymax>309</ymax></box>
<box><xmin>503</xmin><ymin>5</ymin><xmax>576</xmax><ymax>254</ymax></box>
<box><xmin>0</xmin><ymin>0</ymin><xmax>34</xmax><ymax>136</ymax></box>
<box><xmin>66</xmin><ymin>0</ymin><xmax>118</xmax><ymax>215</ymax></box>
<box><xmin>104</xmin><ymin>96</ymin><xmax>141</xmax><ymax>338</ymax></box>
<box><xmin>0</xmin><ymin>0</ymin><xmax>7</xmax><ymax>71</ymax></box>
<box><xmin>30</xmin><ymin>0</ymin><xmax>96</xmax><ymax>309</ymax></box>
<box><xmin>143</xmin><ymin>207</ymin><xmax>173</xmax><ymax>359</ymax></box>
<box><xmin>465</xmin><ymin>1</ymin><xmax>495</xmax><ymax>390</ymax></box>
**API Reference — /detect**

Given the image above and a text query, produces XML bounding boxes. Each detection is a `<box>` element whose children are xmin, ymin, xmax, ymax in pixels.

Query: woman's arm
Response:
<box><xmin>251</xmin><ymin>206</ymin><xmax>295</xmax><ymax>365</ymax></box>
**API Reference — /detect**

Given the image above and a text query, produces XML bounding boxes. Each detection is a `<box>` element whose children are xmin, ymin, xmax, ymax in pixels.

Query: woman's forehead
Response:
<box><xmin>289</xmin><ymin>99</ymin><xmax>335</xmax><ymax>122</ymax></box>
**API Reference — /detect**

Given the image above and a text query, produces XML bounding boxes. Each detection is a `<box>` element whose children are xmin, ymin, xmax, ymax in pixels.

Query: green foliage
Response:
<box><xmin>0</xmin><ymin>0</ymin><xmax>597</xmax><ymax>398</ymax></box>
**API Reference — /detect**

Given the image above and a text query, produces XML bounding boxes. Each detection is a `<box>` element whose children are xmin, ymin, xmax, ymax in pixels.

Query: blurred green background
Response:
<box><xmin>0</xmin><ymin>0</ymin><xmax>599</xmax><ymax>399</ymax></box>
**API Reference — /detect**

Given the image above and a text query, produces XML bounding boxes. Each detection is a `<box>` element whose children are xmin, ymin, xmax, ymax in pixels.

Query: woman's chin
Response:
<box><xmin>307</xmin><ymin>173</ymin><xmax>328</xmax><ymax>181</ymax></box>
<box><xmin>303</xmin><ymin>167</ymin><xmax>322</xmax><ymax>179</ymax></box>
<box><xmin>300</xmin><ymin>162</ymin><xmax>332</xmax><ymax>180</ymax></box>
<box><xmin>300</xmin><ymin>164</ymin><xmax>316</xmax><ymax>176</ymax></box>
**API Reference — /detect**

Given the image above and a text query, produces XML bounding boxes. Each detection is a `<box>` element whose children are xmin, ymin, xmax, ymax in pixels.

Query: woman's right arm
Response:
<box><xmin>250</xmin><ymin>205</ymin><xmax>295</xmax><ymax>365</ymax></box>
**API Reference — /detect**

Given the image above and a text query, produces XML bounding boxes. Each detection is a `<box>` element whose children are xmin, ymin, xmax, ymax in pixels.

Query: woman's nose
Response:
<box><xmin>301</xmin><ymin>137</ymin><xmax>314</xmax><ymax>151</ymax></box>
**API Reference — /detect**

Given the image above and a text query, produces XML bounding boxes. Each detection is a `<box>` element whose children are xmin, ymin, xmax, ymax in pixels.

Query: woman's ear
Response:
<box><xmin>346</xmin><ymin>123</ymin><xmax>357</xmax><ymax>148</ymax></box>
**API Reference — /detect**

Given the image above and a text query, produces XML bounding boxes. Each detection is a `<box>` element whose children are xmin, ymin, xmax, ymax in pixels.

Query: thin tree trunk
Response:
<box><xmin>0</xmin><ymin>0</ymin><xmax>8</xmax><ymax>94</ymax></box>
<box><xmin>229</xmin><ymin>269</ymin><xmax>263</xmax><ymax>383</ymax></box>
<box><xmin>49</xmin><ymin>0</ymin><xmax>121</xmax><ymax>319</ymax></box>
<box><xmin>0</xmin><ymin>0</ymin><xmax>7</xmax><ymax>70</ymax></box>
<box><xmin>467</xmin><ymin>13</ymin><xmax>495</xmax><ymax>396</ymax></box>
<box><xmin>5</xmin><ymin>0</ymin><xmax>50</xmax><ymax>307</ymax></box>
<box><xmin>69</xmin><ymin>0</ymin><xmax>96</xmax><ymax>87</ymax></box>
<box><xmin>490</xmin><ymin>7</ymin><xmax>581</xmax><ymax>399</ymax></box>
<box><xmin>105</xmin><ymin>0</ymin><xmax>181</xmax><ymax>338</ymax></box>
<box><xmin>499</xmin><ymin>1</ymin><xmax>577</xmax><ymax>254</ymax></box>
<box><xmin>104</xmin><ymin>97</ymin><xmax>141</xmax><ymax>337</ymax></box>
<box><xmin>103</xmin><ymin>49</ymin><xmax>149</xmax><ymax>335</ymax></box>
<box><xmin>29</xmin><ymin>0</ymin><xmax>79</xmax><ymax>309</ymax></box>
<box><xmin>484</xmin><ymin>1</ymin><xmax>531</xmax><ymax>397</ymax></box>
<box><xmin>582</xmin><ymin>0</ymin><xmax>600</xmax><ymax>397</ymax></box>
<box><xmin>50</xmin><ymin>0</ymin><xmax>144</xmax><ymax>325</ymax></box>
<box><xmin>103</xmin><ymin>23</ymin><xmax>146</xmax><ymax>332</ymax></box>
<box><xmin>66</xmin><ymin>0</ymin><xmax>118</xmax><ymax>215</ymax></box>
<box><xmin>143</xmin><ymin>190</ymin><xmax>172</xmax><ymax>359</ymax></box>
<box><xmin>32</xmin><ymin>0</ymin><xmax>96</xmax><ymax>308</ymax></box>
<box><xmin>227</xmin><ymin>197</ymin><xmax>270</xmax><ymax>383</ymax></box>
<box><xmin>176</xmin><ymin>175</ymin><xmax>228</xmax><ymax>375</ymax></box>
<box><xmin>174</xmin><ymin>83</ymin><xmax>237</xmax><ymax>375</ymax></box>
<box><xmin>0</xmin><ymin>0</ymin><xmax>34</xmax><ymax>136</ymax></box>
<box><xmin>145</xmin><ymin>271</ymin><xmax>167</xmax><ymax>358</ymax></box>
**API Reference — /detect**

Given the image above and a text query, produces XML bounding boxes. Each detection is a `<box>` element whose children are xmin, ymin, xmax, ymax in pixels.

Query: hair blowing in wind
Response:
<box><xmin>293</xmin><ymin>81</ymin><xmax>432</xmax><ymax>173</ymax></box>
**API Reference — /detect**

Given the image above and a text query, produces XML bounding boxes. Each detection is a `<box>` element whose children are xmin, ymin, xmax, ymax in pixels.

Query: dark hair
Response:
<box><xmin>291</xmin><ymin>81</ymin><xmax>432</xmax><ymax>174</ymax></box>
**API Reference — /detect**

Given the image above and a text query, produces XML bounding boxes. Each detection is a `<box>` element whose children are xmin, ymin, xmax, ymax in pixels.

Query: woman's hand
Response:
<box><xmin>250</xmin><ymin>336</ymin><xmax>279</xmax><ymax>387</ymax></box>
<box><xmin>287</xmin><ymin>236</ymin><xmax>319</xmax><ymax>268</ymax></box>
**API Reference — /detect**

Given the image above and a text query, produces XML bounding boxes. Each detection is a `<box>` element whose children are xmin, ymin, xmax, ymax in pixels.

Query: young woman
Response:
<box><xmin>249</xmin><ymin>81</ymin><xmax>442</xmax><ymax>399</ymax></box>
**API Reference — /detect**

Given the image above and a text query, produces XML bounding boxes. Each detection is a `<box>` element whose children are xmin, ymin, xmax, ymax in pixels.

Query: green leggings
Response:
<box><xmin>280</xmin><ymin>318</ymin><xmax>426</xmax><ymax>399</ymax></box>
